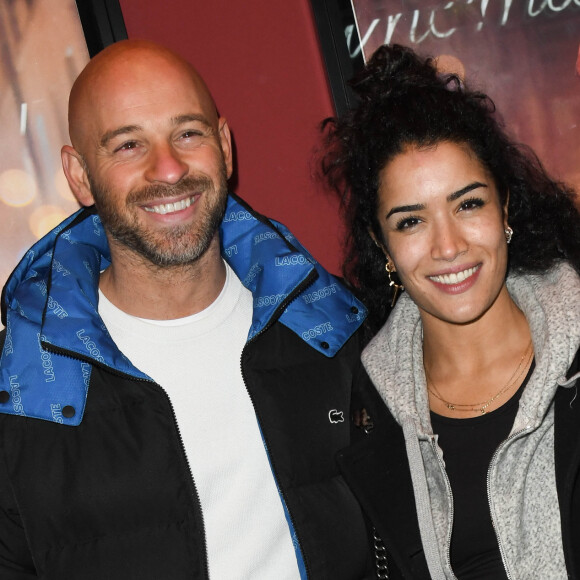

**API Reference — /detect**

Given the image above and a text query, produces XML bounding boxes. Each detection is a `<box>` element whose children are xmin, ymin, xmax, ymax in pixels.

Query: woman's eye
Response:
<box><xmin>395</xmin><ymin>216</ymin><xmax>421</xmax><ymax>231</ymax></box>
<box><xmin>459</xmin><ymin>197</ymin><xmax>485</xmax><ymax>211</ymax></box>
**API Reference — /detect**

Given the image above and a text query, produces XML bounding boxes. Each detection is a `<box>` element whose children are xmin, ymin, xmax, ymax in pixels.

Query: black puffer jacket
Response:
<box><xmin>0</xmin><ymin>324</ymin><xmax>374</xmax><ymax>579</ymax></box>
<box><xmin>0</xmin><ymin>195</ymin><xmax>374</xmax><ymax>579</ymax></box>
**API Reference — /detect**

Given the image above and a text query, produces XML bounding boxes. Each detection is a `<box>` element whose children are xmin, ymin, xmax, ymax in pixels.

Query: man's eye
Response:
<box><xmin>115</xmin><ymin>141</ymin><xmax>138</xmax><ymax>152</ymax></box>
<box><xmin>395</xmin><ymin>216</ymin><xmax>421</xmax><ymax>231</ymax></box>
<box><xmin>181</xmin><ymin>130</ymin><xmax>203</xmax><ymax>139</ymax></box>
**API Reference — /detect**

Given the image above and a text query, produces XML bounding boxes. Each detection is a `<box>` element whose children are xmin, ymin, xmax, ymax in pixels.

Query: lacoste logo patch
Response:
<box><xmin>328</xmin><ymin>409</ymin><xmax>344</xmax><ymax>424</ymax></box>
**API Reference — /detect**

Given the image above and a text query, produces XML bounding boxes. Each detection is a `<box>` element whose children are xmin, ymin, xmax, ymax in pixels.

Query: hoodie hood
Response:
<box><xmin>360</xmin><ymin>289</ymin><xmax>428</xmax><ymax>433</ymax></box>
<box><xmin>362</xmin><ymin>262</ymin><xmax>580</xmax><ymax>434</ymax></box>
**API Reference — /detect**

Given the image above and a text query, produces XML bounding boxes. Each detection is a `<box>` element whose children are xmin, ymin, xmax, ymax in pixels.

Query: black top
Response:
<box><xmin>430</xmin><ymin>363</ymin><xmax>534</xmax><ymax>579</ymax></box>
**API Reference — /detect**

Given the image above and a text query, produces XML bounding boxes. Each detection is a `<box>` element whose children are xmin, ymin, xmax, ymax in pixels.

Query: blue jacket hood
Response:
<box><xmin>1</xmin><ymin>194</ymin><xmax>365</xmax><ymax>425</ymax></box>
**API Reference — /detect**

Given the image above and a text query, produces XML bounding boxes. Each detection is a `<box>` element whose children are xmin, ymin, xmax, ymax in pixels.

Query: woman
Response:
<box><xmin>322</xmin><ymin>44</ymin><xmax>580</xmax><ymax>579</ymax></box>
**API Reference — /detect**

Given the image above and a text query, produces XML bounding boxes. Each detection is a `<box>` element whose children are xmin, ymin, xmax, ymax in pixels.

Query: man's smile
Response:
<box><xmin>143</xmin><ymin>194</ymin><xmax>198</xmax><ymax>215</ymax></box>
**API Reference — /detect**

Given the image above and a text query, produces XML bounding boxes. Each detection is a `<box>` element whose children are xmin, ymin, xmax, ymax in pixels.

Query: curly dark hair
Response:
<box><xmin>320</xmin><ymin>44</ymin><xmax>580</xmax><ymax>338</ymax></box>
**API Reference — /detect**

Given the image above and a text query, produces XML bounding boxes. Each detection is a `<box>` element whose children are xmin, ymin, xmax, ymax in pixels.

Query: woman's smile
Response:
<box><xmin>427</xmin><ymin>263</ymin><xmax>482</xmax><ymax>293</ymax></box>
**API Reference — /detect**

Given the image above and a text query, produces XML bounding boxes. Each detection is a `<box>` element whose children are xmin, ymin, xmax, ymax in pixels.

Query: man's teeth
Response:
<box><xmin>144</xmin><ymin>196</ymin><xmax>195</xmax><ymax>215</ymax></box>
<box><xmin>430</xmin><ymin>265</ymin><xmax>479</xmax><ymax>285</ymax></box>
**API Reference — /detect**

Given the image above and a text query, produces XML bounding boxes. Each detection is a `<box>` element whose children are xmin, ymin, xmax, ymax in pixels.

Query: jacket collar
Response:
<box><xmin>1</xmin><ymin>194</ymin><xmax>365</xmax><ymax>425</ymax></box>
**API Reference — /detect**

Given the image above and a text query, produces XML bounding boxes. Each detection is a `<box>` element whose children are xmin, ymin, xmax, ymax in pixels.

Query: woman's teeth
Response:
<box><xmin>429</xmin><ymin>265</ymin><xmax>480</xmax><ymax>285</ymax></box>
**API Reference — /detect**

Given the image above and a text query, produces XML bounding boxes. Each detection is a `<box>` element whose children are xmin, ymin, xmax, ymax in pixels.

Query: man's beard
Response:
<box><xmin>89</xmin><ymin>168</ymin><xmax>228</xmax><ymax>268</ymax></box>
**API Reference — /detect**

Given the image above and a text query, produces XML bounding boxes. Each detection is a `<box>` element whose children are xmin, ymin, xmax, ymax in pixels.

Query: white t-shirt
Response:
<box><xmin>98</xmin><ymin>263</ymin><xmax>300</xmax><ymax>580</ymax></box>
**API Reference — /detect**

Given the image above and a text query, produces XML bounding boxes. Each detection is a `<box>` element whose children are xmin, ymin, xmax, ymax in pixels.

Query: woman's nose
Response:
<box><xmin>431</xmin><ymin>219</ymin><xmax>468</xmax><ymax>261</ymax></box>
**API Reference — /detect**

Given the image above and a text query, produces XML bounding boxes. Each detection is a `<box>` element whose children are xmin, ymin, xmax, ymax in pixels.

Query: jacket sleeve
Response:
<box><xmin>0</xmin><ymin>442</ymin><xmax>38</xmax><ymax>578</ymax></box>
<box><xmin>555</xmin><ymin>346</ymin><xmax>580</xmax><ymax>579</ymax></box>
<box><xmin>0</xmin><ymin>330</ymin><xmax>37</xmax><ymax>578</ymax></box>
<box><xmin>0</xmin><ymin>482</ymin><xmax>38</xmax><ymax>579</ymax></box>
<box><xmin>339</xmin><ymin>362</ymin><xmax>431</xmax><ymax>579</ymax></box>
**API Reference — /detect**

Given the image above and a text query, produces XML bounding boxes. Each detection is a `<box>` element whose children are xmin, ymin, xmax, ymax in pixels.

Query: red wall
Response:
<box><xmin>118</xmin><ymin>0</ymin><xmax>343</xmax><ymax>275</ymax></box>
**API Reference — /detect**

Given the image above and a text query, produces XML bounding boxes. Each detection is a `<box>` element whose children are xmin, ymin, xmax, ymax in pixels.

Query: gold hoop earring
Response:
<box><xmin>505</xmin><ymin>226</ymin><xmax>513</xmax><ymax>245</ymax></box>
<box><xmin>386</xmin><ymin>261</ymin><xmax>404</xmax><ymax>307</ymax></box>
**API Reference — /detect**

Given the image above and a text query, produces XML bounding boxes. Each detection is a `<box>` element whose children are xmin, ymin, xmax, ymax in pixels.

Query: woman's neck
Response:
<box><xmin>421</xmin><ymin>284</ymin><xmax>532</xmax><ymax>417</ymax></box>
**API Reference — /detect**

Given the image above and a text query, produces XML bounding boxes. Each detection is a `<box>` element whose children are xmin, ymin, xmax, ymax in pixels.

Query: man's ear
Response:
<box><xmin>61</xmin><ymin>145</ymin><xmax>95</xmax><ymax>207</ymax></box>
<box><xmin>218</xmin><ymin>118</ymin><xmax>233</xmax><ymax>179</ymax></box>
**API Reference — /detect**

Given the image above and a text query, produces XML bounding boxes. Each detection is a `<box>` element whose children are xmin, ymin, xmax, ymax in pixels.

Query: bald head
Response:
<box><xmin>61</xmin><ymin>38</ymin><xmax>232</xmax><ymax>212</ymax></box>
<box><xmin>68</xmin><ymin>40</ymin><xmax>219</xmax><ymax>154</ymax></box>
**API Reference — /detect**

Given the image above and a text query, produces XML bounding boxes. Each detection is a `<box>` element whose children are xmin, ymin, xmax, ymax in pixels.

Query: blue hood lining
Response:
<box><xmin>1</xmin><ymin>194</ymin><xmax>366</xmax><ymax>425</ymax></box>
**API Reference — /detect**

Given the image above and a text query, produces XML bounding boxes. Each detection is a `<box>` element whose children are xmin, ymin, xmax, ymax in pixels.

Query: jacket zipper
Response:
<box><xmin>156</xmin><ymin>381</ymin><xmax>210</xmax><ymax>580</ymax></box>
<box><xmin>486</xmin><ymin>426</ymin><xmax>531</xmax><ymax>580</ymax></box>
<box><xmin>42</xmin><ymin>265</ymin><xmax>318</xmax><ymax>579</ymax></box>
<box><xmin>430</xmin><ymin>435</ymin><xmax>458</xmax><ymax>580</ymax></box>
<box><xmin>239</xmin><ymin>268</ymin><xmax>318</xmax><ymax>580</ymax></box>
<box><xmin>41</xmin><ymin>342</ymin><xmax>211</xmax><ymax>580</ymax></box>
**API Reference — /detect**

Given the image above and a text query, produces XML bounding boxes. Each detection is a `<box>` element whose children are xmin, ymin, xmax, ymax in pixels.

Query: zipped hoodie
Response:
<box><xmin>0</xmin><ymin>193</ymin><xmax>365</xmax><ymax>425</ymax></box>
<box><xmin>361</xmin><ymin>263</ymin><xmax>580</xmax><ymax>579</ymax></box>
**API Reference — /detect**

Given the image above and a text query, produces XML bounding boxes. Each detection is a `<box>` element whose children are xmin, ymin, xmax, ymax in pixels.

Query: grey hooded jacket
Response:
<box><xmin>352</xmin><ymin>263</ymin><xmax>580</xmax><ymax>579</ymax></box>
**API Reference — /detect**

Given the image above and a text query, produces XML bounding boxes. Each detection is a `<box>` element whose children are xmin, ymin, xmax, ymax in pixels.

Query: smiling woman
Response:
<box><xmin>321</xmin><ymin>44</ymin><xmax>580</xmax><ymax>579</ymax></box>
<box><xmin>375</xmin><ymin>142</ymin><xmax>510</xmax><ymax>330</ymax></box>
<box><xmin>322</xmin><ymin>45</ymin><xmax>580</xmax><ymax>337</ymax></box>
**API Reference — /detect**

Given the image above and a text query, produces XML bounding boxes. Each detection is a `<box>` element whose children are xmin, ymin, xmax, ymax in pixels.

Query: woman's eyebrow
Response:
<box><xmin>447</xmin><ymin>181</ymin><xmax>488</xmax><ymax>202</ymax></box>
<box><xmin>386</xmin><ymin>203</ymin><xmax>425</xmax><ymax>219</ymax></box>
<box><xmin>385</xmin><ymin>182</ymin><xmax>488</xmax><ymax>219</ymax></box>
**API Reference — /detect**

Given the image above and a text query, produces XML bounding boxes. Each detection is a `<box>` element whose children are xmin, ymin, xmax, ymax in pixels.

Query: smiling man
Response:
<box><xmin>0</xmin><ymin>40</ymin><xmax>371</xmax><ymax>579</ymax></box>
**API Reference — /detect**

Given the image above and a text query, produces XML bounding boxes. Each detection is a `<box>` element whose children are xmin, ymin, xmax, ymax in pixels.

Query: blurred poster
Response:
<box><xmin>349</xmin><ymin>0</ymin><xmax>580</xmax><ymax>190</ymax></box>
<box><xmin>0</xmin><ymin>0</ymin><xmax>89</xmax><ymax>292</ymax></box>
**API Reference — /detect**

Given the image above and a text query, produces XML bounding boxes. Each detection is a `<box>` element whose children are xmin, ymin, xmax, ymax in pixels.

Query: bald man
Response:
<box><xmin>0</xmin><ymin>41</ymin><xmax>373</xmax><ymax>579</ymax></box>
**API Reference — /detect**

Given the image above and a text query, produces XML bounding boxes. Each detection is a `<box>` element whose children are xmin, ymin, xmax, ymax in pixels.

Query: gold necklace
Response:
<box><xmin>425</xmin><ymin>340</ymin><xmax>534</xmax><ymax>415</ymax></box>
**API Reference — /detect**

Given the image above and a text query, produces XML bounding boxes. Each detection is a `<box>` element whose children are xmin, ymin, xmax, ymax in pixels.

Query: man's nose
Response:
<box><xmin>144</xmin><ymin>143</ymin><xmax>188</xmax><ymax>185</ymax></box>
